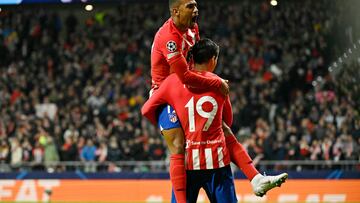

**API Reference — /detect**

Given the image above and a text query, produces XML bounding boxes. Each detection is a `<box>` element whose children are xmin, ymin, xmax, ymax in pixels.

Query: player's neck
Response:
<box><xmin>172</xmin><ymin>17</ymin><xmax>187</xmax><ymax>32</ymax></box>
<box><xmin>194</xmin><ymin>64</ymin><xmax>209</xmax><ymax>72</ymax></box>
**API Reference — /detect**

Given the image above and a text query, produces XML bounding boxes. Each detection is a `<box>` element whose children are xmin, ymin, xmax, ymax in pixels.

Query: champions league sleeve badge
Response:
<box><xmin>166</xmin><ymin>41</ymin><xmax>177</xmax><ymax>52</ymax></box>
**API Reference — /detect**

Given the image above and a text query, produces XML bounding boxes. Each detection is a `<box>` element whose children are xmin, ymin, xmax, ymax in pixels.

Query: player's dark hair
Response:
<box><xmin>192</xmin><ymin>38</ymin><xmax>219</xmax><ymax>64</ymax></box>
<box><xmin>169</xmin><ymin>0</ymin><xmax>181</xmax><ymax>9</ymax></box>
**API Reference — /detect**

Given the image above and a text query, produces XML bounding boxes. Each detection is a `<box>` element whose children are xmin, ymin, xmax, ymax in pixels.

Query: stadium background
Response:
<box><xmin>0</xmin><ymin>0</ymin><xmax>359</xmax><ymax>202</ymax></box>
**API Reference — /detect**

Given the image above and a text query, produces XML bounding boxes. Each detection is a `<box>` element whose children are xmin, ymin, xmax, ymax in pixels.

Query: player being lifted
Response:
<box><xmin>149</xmin><ymin>0</ymin><xmax>287</xmax><ymax>202</ymax></box>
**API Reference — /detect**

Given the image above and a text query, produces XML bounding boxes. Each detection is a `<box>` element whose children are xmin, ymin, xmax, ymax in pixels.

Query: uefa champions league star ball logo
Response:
<box><xmin>166</xmin><ymin>41</ymin><xmax>177</xmax><ymax>52</ymax></box>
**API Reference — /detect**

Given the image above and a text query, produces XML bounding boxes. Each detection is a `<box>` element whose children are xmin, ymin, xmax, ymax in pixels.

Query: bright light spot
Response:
<box><xmin>312</xmin><ymin>81</ymin><xmax>317</xmax><ymax>86</ymax></box>
<box><xmin>317</xmin><ymin>76</ymin><xmax>322</xmax><ymax>82</ymax></box>
<box><xmin>85</xmin><ymin>4</ymin><xmax>93</xmax><ymax>11</ymax></box>
<box><xmin>81</xmin><ymin>0</ymin><xmax>87</xmax><ymax>2</ymax></box>
<box><xmin>328</xmin><ymin>66</ymin><xmax>333</xmax><ymax>72</ymax></box>
<box><xmin>0</xmin><ymin>8</ymin><xmax>2</xmax><ymax>12</ymax></box>
<box><xmin>270</xmin><ymin>0</ymin><xmax>278</xmax><ymax>6</ymax></box>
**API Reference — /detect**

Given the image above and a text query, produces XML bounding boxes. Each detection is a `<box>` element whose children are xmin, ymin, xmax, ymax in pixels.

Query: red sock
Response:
<box><xmin>170</xmin><ymin>154</ymin><xmax>186</xmax><ymax>203</ymax></box>
<box><xmin>225</xmin><ymin>134</ymin><xmax>259</xmax><ymax>181</ymax></box>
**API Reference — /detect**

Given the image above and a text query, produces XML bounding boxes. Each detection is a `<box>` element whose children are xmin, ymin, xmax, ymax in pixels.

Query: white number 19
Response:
<box><xmin>185</xmin><ymin>96</ymin><xmax>218</xmax><ymax>132</ymax></box>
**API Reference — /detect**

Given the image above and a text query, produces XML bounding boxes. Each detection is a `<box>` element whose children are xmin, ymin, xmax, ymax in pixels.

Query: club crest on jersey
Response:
<box><xmin>166</xmin><ymin>41</ymin><xmax>177</xmax><ymax>52</ymax></box>
<box><xmin>168</xmin><ymin>110</ymin><xmax>178</xmax><ymax>123</ymax></box>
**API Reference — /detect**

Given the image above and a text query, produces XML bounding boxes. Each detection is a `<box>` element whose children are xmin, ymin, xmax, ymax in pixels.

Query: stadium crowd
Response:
<box><xmin>0</xmin><ymin>0</ymin><xmax>359</xmax><ymax>172</ymax></box>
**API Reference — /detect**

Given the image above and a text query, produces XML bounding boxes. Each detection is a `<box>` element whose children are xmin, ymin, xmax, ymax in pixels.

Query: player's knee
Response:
<box><xmin>171</xmin><ymin>140</ymin><xmax>185</xmax><ymax>154</ymax></box>
<box><xmin>169</xmin><ymin>134</ymin><xmax>185</xmax><ymax>154</ymax></box>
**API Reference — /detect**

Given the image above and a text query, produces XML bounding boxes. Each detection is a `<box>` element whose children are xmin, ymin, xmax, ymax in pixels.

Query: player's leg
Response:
<box><xmin>158</xmin><ymin>105</ymin><xmax>186</xmax><ymax>203</ymax></box>
<box><xmin>186</xmin><ymin>170</ymin><xmax>203</xmax><ymax>203</ymax></box>
<box><xmin>164</xmin><ymin>128</ymin><xmax>186</xmax><ymax>203</ymax></box>
<box><xmin>222</xmin><ymin>122</ymin><xmax>288</xmax><ymax>196</ymax></box>
<box><xmin>222</xmin><ymin>122</ymin><xmax>259</xmax><ymax>180</ymax></box>
<box><xmin>203</xmin><ymin>165</ymin><xmax>237</xmax><ymax>203</ymax></box>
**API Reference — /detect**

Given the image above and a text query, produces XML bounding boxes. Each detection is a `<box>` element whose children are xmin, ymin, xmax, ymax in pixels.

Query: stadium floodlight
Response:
<box><xmin>0</xmin><ymin>0</ymin><xmax>22</xmax><ymax>5</ymax></box>
<box><xmin>270</xmin><ymin>0</ymin><xmax>278</xmax><ymax>6</ymax></box>
<box><xmin>85</xmin><ymin>4</ymin><xmax>93</xmax><ymax>11</ymax></box>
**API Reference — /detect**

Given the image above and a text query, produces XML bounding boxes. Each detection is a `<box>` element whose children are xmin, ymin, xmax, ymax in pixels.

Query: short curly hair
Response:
<box><xmin>169</xmin><ymin>0</ymin><xmax>181</xmax><ymax>9</ymax></box>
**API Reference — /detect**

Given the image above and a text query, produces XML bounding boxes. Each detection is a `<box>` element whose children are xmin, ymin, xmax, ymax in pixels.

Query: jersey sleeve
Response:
<box><xmin>141</xmin><ymin>81</ymin><xmax>169</xmax><ymax>126</ymax></box>
<box><xmin>160</xmin><ymin>33</ymin><xmax>183</xmax><ymax>65</ymax></box>
<box><xmin>172</xmin><ymin>58</ymin><xmax>222</xmax><ymax>89</ymax></box>
<box><xmin>222</xmin><ymin>96</ymin><xmax>233</xmax><ymax>126</ymax></box>
<box><xmin>159</xmin><ymin>33</ymin><xmax>222</xmax><ymax>90</ymax></box>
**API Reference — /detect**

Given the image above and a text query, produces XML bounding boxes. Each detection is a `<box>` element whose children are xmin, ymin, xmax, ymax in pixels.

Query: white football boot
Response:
<box><xmin>251</xmin><ymin>172</ymin><xmax>288</xmax><ymax>197</ymax></box>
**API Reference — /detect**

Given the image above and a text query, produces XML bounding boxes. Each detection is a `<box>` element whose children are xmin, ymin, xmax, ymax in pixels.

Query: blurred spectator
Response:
<box><xmin>81</xmin><ymin>139</ymin><xmax>97</xmax><ymax>162</ymax></box>
<box><xmin>10</xmin><ymin>138</ymin><xmax>23</xmax><ymax>169</ymax></box>
<box><xmin>81</xmin><ymin>138</ymin><xmax>97</xmax><ymax>172</ymax></box>
<box><xmin>43</xmin><ymin>136</ymin><xmax>60</xmax><ymax>172</ymax></box>
<box><xmin>107</xmin><ymin>136</ymin><xmax>122</xmax><ymax>162</ymax></box>
<box><xmin>61</xmin><ymin>136</ymin><xmax>78</xmax><ymax>161</ymax></box>
<box><xmin>96</xmin><ymin>141</ymin><xmax>108</xmax><ymax>170</ymax></box>
<box><xmin>0</xmin><ymin>140</ymin><xmax>10</xmax><ymax>164</ymax></box>
<box><xmin>32</xmin><ymin>142</ymin><xmax>44</xmax><ymax>170</ymax></box>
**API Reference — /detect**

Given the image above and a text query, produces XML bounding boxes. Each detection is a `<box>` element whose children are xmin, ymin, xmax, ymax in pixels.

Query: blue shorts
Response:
<box><xmin>171</xmin><ymin>165</ymin><xmax>237</xmax><ymax>203</ymax></box>
<box><xmin>157</xmin><ymin>104</ymin><xmax>181</xmax><ymax>131</ymax></box>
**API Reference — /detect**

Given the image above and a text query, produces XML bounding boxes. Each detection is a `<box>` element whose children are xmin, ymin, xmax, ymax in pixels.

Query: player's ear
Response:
<box><xmin>211</xmin><ymin>56</ymin><xmax>217</xmax><ymax>64</ymax></box>
<box><xmin>209</xmin><ymin>56</ymin><xmax>217</xmax><ymax>72</ymax></box>
<box><xmin>172</xmin><ymin>8</ymin><xmax>180</xmax><ymax>16</ymax></box>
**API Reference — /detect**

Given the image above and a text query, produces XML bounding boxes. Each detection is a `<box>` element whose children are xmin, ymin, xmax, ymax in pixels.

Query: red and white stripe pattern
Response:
<box><xmin>186</xmin><ymin>145</ymin><xmax>230</xmax><ymax>170</ymax></box>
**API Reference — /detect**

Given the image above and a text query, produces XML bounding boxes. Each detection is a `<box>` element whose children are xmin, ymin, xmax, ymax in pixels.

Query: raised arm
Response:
<box><xmin>222</xmin><ymin>96</ymin><xmax>233</xmax><ymax>127</ymax></box>
<box><xmin>162</xmin><ymin>35</ymin><xmax>229</xmax><ymax>95</ymax></box>
<box><xmin>171</xmin><ymin>56</ymin><xmax>220</xmax><ymax>88</ymax></box>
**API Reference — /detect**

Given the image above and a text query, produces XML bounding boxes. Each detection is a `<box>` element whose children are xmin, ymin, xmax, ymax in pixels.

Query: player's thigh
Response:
<box><xmin>214</xmin><ymin>166</ymin><xmax>237</xmax><ymax>203</ymax></box>
<box><xmin>163</xmin><ymin>128</ymin><xmax>185</xmax><ymax>154</ymax></box>
<box><xmin>204</xmin><ymin>166</ymin><xmax>237</xmax><ymax>203</ymax></box>
<box><xmin>158</xmin><ymin>105</ymin><xmax>184</xmax><ymax>154</ymax></box>
<box><xmin>171</xmin><ymin>185</ymin><xmax>200</xmax><ymax>203</ymax></box>
<box><xmin>186</xmin><ymin>170</ymin><xmax>202</xmax><ymax>203</ymax></box>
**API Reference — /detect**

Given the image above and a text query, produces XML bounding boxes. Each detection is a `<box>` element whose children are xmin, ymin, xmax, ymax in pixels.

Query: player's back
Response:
<box><xmin>165</xmin><ymin>72</ymin><xmax>231</xmax><ymax>170</ymax></box>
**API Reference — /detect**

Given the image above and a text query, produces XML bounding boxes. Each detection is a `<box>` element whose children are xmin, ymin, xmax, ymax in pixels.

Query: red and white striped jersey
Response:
<box><xmin>142</xmin><ymin>72</ymin><xmax>233</xmax><ymax>170</ymax></box>
<box><xmin>185</xmin><ymin>140</ymin><xmax>228</xmax><ymax>170</ymax></box>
